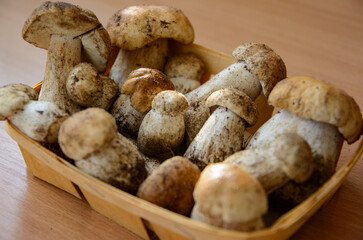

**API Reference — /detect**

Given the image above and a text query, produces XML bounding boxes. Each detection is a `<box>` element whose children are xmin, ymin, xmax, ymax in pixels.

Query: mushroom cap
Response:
<box><xmin>66</xmin><ymin>63</ymin><xmax>102</xmax><ymax>106</ymax></box>
<box><xmin>0</xmin><ymin>84</ymin><xmax>38</xmax><ymax>120</ymax></box>
<box><xmin>22</xmin><ymin>1</ymin><xmax>100</xmax><ymax>49</ymax></box>
<box><xmin>194</xmin><ymin>163</ymin><xmax>267</xmax><ymax>224</ymax></box>
<box><xmin>152</xmin><ymin>90</ymin><xmax>189</xmax><ymax>115</ymax></box>
<box><xmin>205</xmin><ymin>88</ymin><xmax>258</xmax><ymax>126</ymax></box>
<box><xmin>164</xmin><ymin>52</ymin><xmax>205</xmax><ymax>80</ymax></box>
<box><xmin>58</xmin><ymin>108</ymin><xmax>117</xmax><ymax>160</ymax></box>
<box><xmin>121</xmin><ymin>68</ymin><xmax>175</xmax><ymax>113</ymax></box>
<box><xmin>106</xmin><ymin>5</ymin><xmax>194</xmax><ymax>50</ymax></box>
<box><xmin>137</xmin><ymin>156</ymin><xmax>200</xmax><ymax>215</ymax></box>
<box><xmin>273</xmin><ymin>133</ymin><xmax>314</xmax><ymax>183</ymax></box>
<box><xmin>268</xmin><ymin>76</ymin><xmax>363</xmax><ymax>143</ymax></box>
<box><xmin>232</xmin><ymin>43</ymin><xmax>287</xmax><ymax>97</ymax></box>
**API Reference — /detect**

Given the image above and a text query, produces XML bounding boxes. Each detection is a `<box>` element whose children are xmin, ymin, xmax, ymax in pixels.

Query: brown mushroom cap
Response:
<box><xmin>106</xmin><ymin>5</ymin><xmax>194</xmax><ymax>50</ymax></box>
<box><xmin>205</xmin><ymin>88</ymin><xmax>258</xmax><ymax>126</ymax></box>
<box><xmin>164</xmin><ymin>52</ymin><xmax>205</xmax><ymax>80</ymax></box>
<box><xmin>268</xmin><ymin>76</ymin><xmax>362</xmax><ymax>144</ymax></box>
<box><xmin>137</xmin><ymin>156</ymin><xmax>200</xmax><ymax>215</ymax></box>
<box><xmin>22</xmin><ymin>1</ymin><xmax>100</xmax><ymax>49</ymax></box>
<box><xmin>58</xmin><ymin>108</ymin><xmax>117</xmax><ymax>160</ymax></box>
<box><xmin>194</xmin><ymin>163</ymin><xmax>267</xmax><ymax>225</ymax></box>
<box><xmin>0</xmin><ymin>84</ymin><xmax>38</xmax><ymax>120</ymax></box>
<box><xmin>121</xmin><ymin>68</ymin><xmax>175</xmax><ymax>113</ymax></box>
<box><xmin>232</xmin><ymin>43</ymin><xmax>287</xmax><ymax>97</ymax></box>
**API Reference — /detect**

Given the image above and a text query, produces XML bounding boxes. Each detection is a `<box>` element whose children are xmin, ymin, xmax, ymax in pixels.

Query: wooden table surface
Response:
<box><xmin>0</xmin><ymin>0</ymin><xmax>362</xmax><ymax>239</ymax></box>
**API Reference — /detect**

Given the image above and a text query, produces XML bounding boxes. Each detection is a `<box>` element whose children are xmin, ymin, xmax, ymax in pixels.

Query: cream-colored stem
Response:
<box><xmin>108</xmin><ymin>38</ymin><xmax>168</xmax><ymax>88</ymax></box>
<box><xmin>39</xmin><ymin>34</ymin><xmax>82</xmax><ymax>114</ymax></box>
<box><xmin>184</xmin><ymin>107</ymin><xmax>245</xmax><ymax>169</ymax></box>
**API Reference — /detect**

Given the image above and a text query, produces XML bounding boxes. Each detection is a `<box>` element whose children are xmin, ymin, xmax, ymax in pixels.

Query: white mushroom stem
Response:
<box><xmin>39</xmin><ymin>34</ymin><xmax>83</xmax><ymax>114</ymax></box>
<box><xmin>9</xmin><ymin>101</ymin><xmax>68</xmax><ymax>143</ymax></box>
<box><xmin>170</xmin><ymin>77</ymin><xmax>200</xmax><ymax>94</ymax></box>
<box><xmin>184</xmin><ymin>107</ymin><xmax>246</xmax><ymax>169</ymax></box>
<box><xmin>247</xmin><ymin>109</ymin><xmax>343</xmax><ymax>203</ymax></box>
<box><xmin>185</xmin><ymin>61</ymin><xmax>261</xmax><ymax>142</ymax></box>
<box><xmin>225</xmin><ymin>133</ymin><xmax>314</xmax><ymax>194</ymax></box>
<box><xmin>108</xmin><ymin>38</ymin><xmax>168</xmax><ymax>88</ymax></box>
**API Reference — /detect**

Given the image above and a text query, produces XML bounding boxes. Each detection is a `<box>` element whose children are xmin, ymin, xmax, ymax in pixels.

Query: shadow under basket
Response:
<box><xmin>5</xmin><ymin>42</ymin><xmax>363</xmax><ymax>240</ymax></box>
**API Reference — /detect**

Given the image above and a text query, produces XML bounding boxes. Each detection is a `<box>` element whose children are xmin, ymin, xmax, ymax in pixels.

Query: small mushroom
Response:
<box><xmin>106</xmin><ymin>5</ymin><xmax>194</xmax><ymax>87</ymax></box>
<box><xmin>191</xmin><ymin>163</ymin><xmax>268</xmax><ymax>231</ymax></box>
<box><xmin>22</xmin><ymin>2</ymin><xmax>111</xmax><ymax>113</ymax></box>
<box><xmin>164</xmin><ymin>52</ymin><xmax>205</xmax><ymax>94</ymax></box>
<box><xmin>110</xmin><ymin>68</ymin><xmax>175</xmax><ymax>138</ymax></box>
<box><xmin>137</xmin><ymin>90</ymin><xmax>188</xmax><ymax>156</ymax></box>
<box><xmin>184</xmin><ymin>42</ymin><xmax>286</xmax><ymax>143</ymax></box>
<box><xmin>66</xmin><ymin>63</ymin><xmax>119</xmax><ymax>110</ymax></box>
<box><xmin>58</xmin><ymin>108</ymin><xmax>146</xmax><ymax>193</ymax></box>
<box><xmin>137</xmin><ymin>156</ymin><xmax>200</xmax><ymax>215</ymax></box>
<box><xmin>225</xmin><ymin>133</ymin><xmax>314</xmax><ymax>194</ymax></box>
<box><xmin>0</xmin><ymin>84</ymin><xmax>68</xmax><ymax>143</ymax></box>
<box><xmin>247</xmin><ymin>76</ymin><xmax>362</xmax><ymax>203</ymax></box>
<box><xmin>184</xmin><ymin>88</ymin><xmax>257</xmax><ymax>170</ymax></box>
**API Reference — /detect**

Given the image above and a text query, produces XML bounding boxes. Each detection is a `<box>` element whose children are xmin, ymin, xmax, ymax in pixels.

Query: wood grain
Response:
<box><xmin>0</xmin><ymin>0</ymin><xmax>362</xmax><ymax>239</ymax></box>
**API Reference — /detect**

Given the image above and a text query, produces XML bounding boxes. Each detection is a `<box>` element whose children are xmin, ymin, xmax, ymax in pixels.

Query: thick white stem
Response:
<box><xmin>184</xmin><ymin>107</ymin><xmax>245</xmax><ymax>169</ymax></box>
<box><xmin>39</xmin><ymin>34</ymin><xmax>82</xmax><ymax>114</ymax></box>
<box><xmin>108</xmin><ymin>38</ymin><xmax>168</xmax><ymax>88</ymax></box>
<box><xmin>184</xmin><ymin>61</ymin><xmax>261</xmax><ymax>143</ymax></box>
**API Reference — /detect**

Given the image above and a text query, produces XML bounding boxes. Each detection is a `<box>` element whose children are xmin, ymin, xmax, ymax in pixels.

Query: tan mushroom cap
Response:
<box><xmin>0</xmin><ymin>84</ymin><xmax>38</xmax><ymax>120</ymax></box>
<box><xmin>152</xmin><ymin>90</ymin><xmax>189</xmax><ymax>115</ymax></box>
<box><xmin>268</xmin><ymin>76</ymin><xmax>363</xmax><ymax>144</ymax></box>
<box><xmin>164</xmin><ymin>52</ymin><xmax>205</xmax><ymax>80</ymax></box>
<box><xmin>58</xmin><ymin>108</ymin><xmax>117</xmax><ymax>160</ymax></box>
<box><xmin>206</xmin><ymin>88</ymin><xmax>258</xmax><ymax>126</ymax></box>
<box><xmin>232</xmin><ymin>43</ymin><xmax>287</xmax><ymax>98</ymax></box>
<box><xmin>121</xmin><ymin>68</ymin><xmax>175</xmax><ymax>113</ymax></box>
<box><xmin>194</xmin><ymin>163</ymin><xmax>267</xmax><ymax>224</ymax></box>
<box><xmin>137</xmin><ymin>156</ymin><xmax>200</xmax><ymax>215</ymax></box>
<box><xmin>106</xmin><ymin>5</ymin><xmax>194</xmax><ymax>50</ymax></box>
<box><xmin>22</xmin><ymin>1</ymin><xmax>100</xmax><ymax>49</ymax></box>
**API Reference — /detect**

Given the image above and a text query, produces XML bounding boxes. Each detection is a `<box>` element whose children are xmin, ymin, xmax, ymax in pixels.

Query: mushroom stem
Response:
<box><xmin>184</xmin><ymin>107</ymin><xmax>246</xmax><ymax>169</ymax></box>
<box><xmin>108</xmin><ymin>38</ymin><xmax>168</xmax><ymax>88</ymax></box>
<box><xmin>184</xmin><ymin>61</ymin><xmax>261</xmax><ymax>142</ymax></box>
<box><xmin>39</xmin><ymin>34</ymin><xmax>82</xmax><ymax>114</ymax></box>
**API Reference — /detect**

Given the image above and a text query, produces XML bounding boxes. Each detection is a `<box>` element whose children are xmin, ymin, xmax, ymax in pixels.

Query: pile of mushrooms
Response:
<box><xmin>1</xmin><ymin>0</ymin><xmax>361</xmax><ymax>234</ymax></box>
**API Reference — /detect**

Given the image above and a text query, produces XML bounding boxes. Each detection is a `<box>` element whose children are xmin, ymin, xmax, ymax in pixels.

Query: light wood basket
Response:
<box><xmin>5</xmin><ymin>42</ymin><xmax>363</xmax><ymax>240</ymax></box>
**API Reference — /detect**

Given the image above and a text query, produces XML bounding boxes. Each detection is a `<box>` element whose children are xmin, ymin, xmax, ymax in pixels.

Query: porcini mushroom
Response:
<box><xmin>137</xmin><ymin>156</ymin><xmax>200</xmax><ymax>215</ymax></box>
<box><xmin>58</xmin><ymin>108</ymin><xmax>146</xmax><ymax>193</ymax></box>
<box><xmin>247</xmin><ymin>76</ymin><xmax>362</xmax><ymax>203</ymax></box>
<box><xmin>110</xmin><ymin>68</ymin><xmax>175</xmax><ymax>138</ymax></box>
<box><xmin>225</xmin><ymin>133</ymin><xmax>314</xmax><ymax>194</ymax></box>
<box><xmin>22</xmin><ymin>2</ymin><xmax>111</xmax><ymax>114</ymax></box>
<box><xmin>106</xmin><ymin>5</ymin><xmax>194</xmax><ymax>87</ymax></box>
<box><xmin>184</xmin><ymin>42</ymin><xmax>286</xmax><ymax>143</ymax></box>
<box><xmin>0</xmin><ymin>84</ymin><xmax>68</xmax><ymax>144</ymax></box>
<box><xmin>191</xmin><ymin>163</ymin><xmax>268</xmax><ymax>231</ymax></box>
<box><xmin>66</xmin><ymin>63</ymin><xmax>119</xmax><ymax>110</ymax></box>
<box><xmin>137</xmin><ymin>90</ymin><xmax>188</xmax><ymax>156</ymax></box>
<box><xmin>164</xmin><ymin>52</ymin><xmax>205</xmax><ymax>94</ymax></box>
<box><xmin>184</xmin><ymin>88</ymin><xmax>257</xmax><ymax>170</ymax></box>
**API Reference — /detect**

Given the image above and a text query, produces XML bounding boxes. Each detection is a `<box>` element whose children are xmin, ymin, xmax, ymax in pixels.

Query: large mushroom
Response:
<box><xmin>184</xmin><ymin>88</ymin><xmax>258</xmax><ymax>170</ymax></box>
<box><xmin>0</xmin><ymin>84</ymin><xmax>68</xmax><ymax>144</ymax></box>
<box><xmin>22</xmin><ymin>2</ymin><xmax>111</xmax><ymax>114</ymax></box>
<box><xmin>106</xmin><ymin>5</ymin><xmax>194</xmax><ymax>88</ymax></box>
<box><xmin>58</xmin><ymin>108</ymin><xmax>146</xmax><ymax>193</ymax></box>
<box><xmin>184</xmin><ymin>42</ymin><xmax>286</xmax><ymax>143</ymax></box>
<box><xmin>191</xmin><ymin>163</ymin><xmax>268</xmax><ymax>231</ymax></box>
<box><xmin>247</xmin><ymin>76</ymin><xmax>362</xmax><ymax>203</ymax></box>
